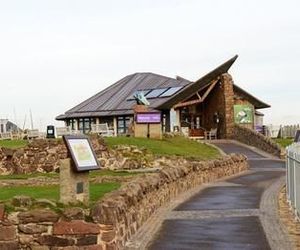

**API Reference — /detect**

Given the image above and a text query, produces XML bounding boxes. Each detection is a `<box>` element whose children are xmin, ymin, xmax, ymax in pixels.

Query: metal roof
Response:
<box><xmin>56</xmin><ymin>72</ymin><xmax>191</xmax><ymax>120</ymax></box>
<box><xmin>56</xmin><ymin>55</ymin><xmax>270</xmax><ymax>120</ymax></box>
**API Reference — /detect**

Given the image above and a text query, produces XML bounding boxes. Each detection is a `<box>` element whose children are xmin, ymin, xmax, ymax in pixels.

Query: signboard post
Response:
<box><xmin>60</xmin><ymin>135</ymin><xmax>100</xmax><ymax>205</ymax></box>
<box><xmin>134</xmin><ymin>112</ymin><xmax>162</xmax><ymax>139</ymax></box>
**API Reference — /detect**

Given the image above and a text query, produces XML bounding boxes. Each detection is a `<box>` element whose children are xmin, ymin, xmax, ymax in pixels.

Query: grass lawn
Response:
<box><xmin>0</xmin><ymin>182</ymin><xmax>120</xmax><ymax>203</ymax></box>
<box><xmin>273</xmin><ymin>138</ymin><xmax>294</xmax><ymax>148</ymax></box>
<box><xmin>104</xmin><ymin>136</ymin><xmax>220</xmax><ymax>160</ymax></box>
<box><xmin>0</xmin><ymin>140</ymin><xmax>28</xmax><ymax>149</ymax></box>
<box><xmin>0</xmin><ymin>169</ymin><xmax>137</xmax><ymax>180</ymax></box>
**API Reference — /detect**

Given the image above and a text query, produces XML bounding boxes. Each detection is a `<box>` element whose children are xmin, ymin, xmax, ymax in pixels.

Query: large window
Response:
<box><xmin>66</xmin><ymin>119</ymin><xmax>76</xmax><ymax>130</ymax></box>
<box><xmin>117</xmin><ymin>116</ymin><xmax>132</xmax><ymax>134</ymax></box>
<box><xmin>78</xmin><ymin>118</ymin><xmax>95</xmax><ymax>134</ymax></box>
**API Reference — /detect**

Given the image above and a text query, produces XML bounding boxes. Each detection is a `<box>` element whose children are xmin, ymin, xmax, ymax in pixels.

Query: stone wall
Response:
<box><xmin>0</xmin><ymin>154</ymin><xmax>248</xmax><ymax>249</ymax></box>
<box><xmin>91</xmin><ymin>154</ymin><xmax>248</xmax><ymax>249</ymax></box>
<box><xmin>202</xmin><ymin>73</ymin><xmax>235</xmax><ymax>139</ymax></box>
<box><xmin>232</xmin><ymin>124</ymin><xmax>285</xmax><ymax>158</ymax></box>
<box><xmin>0</xmin><ymin>136</ymin><xmax>156</xmax><ymax>175</ymax></box>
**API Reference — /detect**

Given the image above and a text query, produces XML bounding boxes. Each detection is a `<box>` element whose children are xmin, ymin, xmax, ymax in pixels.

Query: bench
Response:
<box><xmin>27</xmin><ymin>129</ymin><xmax>40</xmax><ymax>139</ymax></box>
<box><xmin>56</xmin><ymin>127</ymin><xmax>71</xmax><ymax>137</ymax></box>
<box><xmin>56</xmin><ymin>127</ymin><xmax>82</xmax><ymax>137</ymax></box>
<box><xmin>91</xmin><ymin>123</ymin><xmax>114</xmax><ymax>137</ymax></box>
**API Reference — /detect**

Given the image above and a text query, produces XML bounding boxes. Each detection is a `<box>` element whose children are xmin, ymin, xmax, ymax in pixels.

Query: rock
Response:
<box><xmin>11</xmin><ymin>196</ymin><xmax>33</xmax><ymax>207</ymax></box>
<box><xmin>34</xmin><ymin>199</ymin><xmax>57</xmax><ymax>208</ymax></box>
<box><xmin>62</xmin><ymin>207</ymin><xmax>85</xmax><ymax>220</ymax></box>
<box><xmin>53</xmin><ymin>220</ymin><xmax>100</xmax><ymax>235</ymax></box>
<box><xmin>0</xmin><ymin>204</ymin><xmax>4</xmax><ymax>221</ymax></box>
<box><xmin>18</xmin><ymin>209</ymin><xmax>59</xmax><ymax>223</ymax></box>
<box><xmin>18</xmin><ymin>224</ymin><xmax>48</xmax><ymax>234</ymax></box>
<box><xmin>0</xmin><ymin>225</ymin><xmax>16</xmax><ymax>240</ymax></box>
<box><xmin>37</xmin><ymin>235</ymin><xmax>75</xmax><ymax>247</ymax></box>
<box><xmin>19</xmin><ymin>234</ymin><xmax>34</xmax><ymax>244</ymax></box>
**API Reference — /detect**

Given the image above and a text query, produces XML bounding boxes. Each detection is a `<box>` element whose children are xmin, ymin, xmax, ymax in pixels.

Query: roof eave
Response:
<box><xmin>156</xmin><ymin>55</ymin><xmax>238</xmax><ymax>110</ymax></box>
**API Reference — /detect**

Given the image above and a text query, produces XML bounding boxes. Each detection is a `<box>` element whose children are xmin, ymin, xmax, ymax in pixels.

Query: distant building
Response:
<box><xmin>56</xmin><ymin>55</ymin><xmax>270</xmax><ymax>138</ymax></box>
<box><xmin>0</xmin><ymin>119</ymin><xmax>20</xmax><ymax>134</ymax></box>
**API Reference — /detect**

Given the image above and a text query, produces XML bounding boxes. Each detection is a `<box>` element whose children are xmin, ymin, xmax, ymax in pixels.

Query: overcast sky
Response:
<box><xmin>0</xmin><ymin>0</ymin><xmax>299</xmax><ymax>131</ymax></box>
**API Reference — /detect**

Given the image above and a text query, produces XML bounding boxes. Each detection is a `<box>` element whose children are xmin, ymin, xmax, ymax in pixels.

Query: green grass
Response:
<box><xmin>273</xmin><ymin>138</ymin><xmax>294</xmax><ymax>148</ymax></box>
<box><xmin>0</xmin><ymin>140</ymin><xmax>28</xmax><ymax>149</ymax></box>
<box><xmin>0</xmin><ymin>182</ymin><xmax>120</xmax><ymax>203</ymax></box>
<box><xmin>0</xmin><ymin>169</ymin><xmax>137</xmax><ymax>180</ymax></box>
<box><xmin>104</xmin><ymin>136</ymin><xmax>219</xmax><ymax>160</ymax></box>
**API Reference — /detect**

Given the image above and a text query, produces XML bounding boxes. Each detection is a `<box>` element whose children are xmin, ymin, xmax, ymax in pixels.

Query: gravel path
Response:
<box><xmin>127</xmin><ymin>141</ymin><xmax>292</xmax><ymax>250</ymax></box>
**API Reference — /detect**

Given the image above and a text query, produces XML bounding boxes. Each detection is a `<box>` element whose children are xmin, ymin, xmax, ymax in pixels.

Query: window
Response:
<box><xmin>145</xmin><ymin>88</ymin><xmax>168</xmax><ymax>98</ymax></box>
<box><xmin>78</xmin><ymin>118</ymin><xmax>95</xmax><ymax>134</ymax></box>
<box><xmin>117</xmin><ymin>116</ymin><xmax>132</xmax><ymax>134</ymax></box>
<box><xmin>159</xmin><ymin>86</ymin><xmax>183</xmax><ymax>97</ymax></box>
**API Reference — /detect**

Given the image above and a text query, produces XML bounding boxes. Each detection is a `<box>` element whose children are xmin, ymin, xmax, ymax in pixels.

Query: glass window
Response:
<box><xmin>145</xmin><ymin>88</ymin><xmax>168</xmax><ymax>98</ymax></box>
<box><xmin>117</xmin><ymin>116</ymin><xmax>133</xmax><ymax>134</ymax></box>
<box><xmin>160</xmin><ymin>86</ymin><xmax>183</xmax><ymax>97</ymax></box>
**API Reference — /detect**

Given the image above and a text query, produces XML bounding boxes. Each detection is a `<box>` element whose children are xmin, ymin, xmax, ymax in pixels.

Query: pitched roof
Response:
<box><xmin>157</xmin><ymin>55</ymin><xmax>238</xmax><ymax>109</ymax></box>
<box><xmin>56</xmin><ymin>55</ymin><xmax>270</xmax><ymax>120</ymax></box>
<box><xmin>233</xmin><ymin>84</ymin><xmax>270</xmax><ymax>109</ymax></box>
<box><xmin>56</xmin><ymin>73</ymin><xmax>191</xmax><ymax>120</ymax></box>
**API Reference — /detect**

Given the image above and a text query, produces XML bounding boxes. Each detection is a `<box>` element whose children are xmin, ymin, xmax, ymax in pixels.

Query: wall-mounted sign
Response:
<box><xmin>234</xmin><ymin>105</ymin><xmax>253</xmax><ymax>124</ymax></box>
<box><xmin>63</xmin><ymin>135</ymin><xmax>100</xmax><ymax>172</ymax></box>
<box><xmin>136</xmin><ymin>112</ymin><xmax>161</xmax><ymax>124</ymax></box>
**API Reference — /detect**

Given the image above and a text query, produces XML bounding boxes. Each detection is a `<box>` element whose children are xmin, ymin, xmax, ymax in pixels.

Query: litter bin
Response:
<box><xmin>46</xmin><ymin>125</ymin><xmax>55</xmax><ymax>139</ymax></box>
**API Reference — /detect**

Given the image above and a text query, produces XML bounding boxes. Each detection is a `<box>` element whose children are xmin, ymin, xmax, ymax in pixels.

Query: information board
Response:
<box><xmin>136</xmin><ymin>112</ymin><xmax>161</xmax><ymax>124</ymax></box>
<box><xmin>63</xmin><ymin>135</ymin><xmax>100</xmax><ymax>172</ymax></box>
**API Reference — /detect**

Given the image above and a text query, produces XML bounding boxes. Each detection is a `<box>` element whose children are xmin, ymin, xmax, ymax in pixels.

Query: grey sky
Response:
<box><xmin>0</xmin><ymin>0</ymin><xmax>299</xmax><ymax>130</ymax></box>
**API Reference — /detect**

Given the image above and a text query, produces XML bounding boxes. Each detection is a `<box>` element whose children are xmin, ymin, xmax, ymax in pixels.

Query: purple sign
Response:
<box><xmin>136</xmin><ymin>112</ymin><xmax>161</xmax><ymax>124</ymax></box>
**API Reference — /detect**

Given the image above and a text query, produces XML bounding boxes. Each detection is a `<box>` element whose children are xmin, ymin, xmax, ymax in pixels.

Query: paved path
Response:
<box><xmin>143</xmin><ymin>141</ymin><xmax>291</xmax><ymax>250</ymax></box>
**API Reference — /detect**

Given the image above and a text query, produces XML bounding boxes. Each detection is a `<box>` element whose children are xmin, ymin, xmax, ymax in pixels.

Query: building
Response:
<box><xmin>0</xmin><ymin>119</ymin><xmax>20</xmax><ymax>134</ymax></box>
<box><xmin>56</xmin><ymin>55</ymin><xmax>270</xmax><ymax>138</ymax></box>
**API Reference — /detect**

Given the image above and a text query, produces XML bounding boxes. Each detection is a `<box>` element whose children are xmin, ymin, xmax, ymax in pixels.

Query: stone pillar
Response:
<box><xmin>60</xmin><ymin>159</ymin><xmax>89</xmax><ymax>205</ymax></box>
<box><xmin>220</xmin><ymin>73</ymin><xmax>235</xmax><ymax>138</ymax></box>
<box><xmin>113</xmin><ymin>117</ymin><xmax>117</xmax><ymax>136</ymax></box>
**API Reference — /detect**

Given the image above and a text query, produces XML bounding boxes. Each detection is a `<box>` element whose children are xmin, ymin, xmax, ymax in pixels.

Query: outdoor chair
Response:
<box><xmin>204</xmin><ymin>128</ymin><xmax>217</xmax><ymax>140</ymax></box>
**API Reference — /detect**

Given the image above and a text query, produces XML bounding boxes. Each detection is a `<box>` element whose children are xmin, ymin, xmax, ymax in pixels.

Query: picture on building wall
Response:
<box><xmin>234</xmin><ymin>105</ymin><xmax>253</xmax><ymax>124</ymax></box>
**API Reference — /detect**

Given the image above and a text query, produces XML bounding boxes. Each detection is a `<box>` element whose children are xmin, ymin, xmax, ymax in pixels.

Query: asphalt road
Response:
<box><xmin>147</xmin><ymin>142</ymin><xmax>287</xmax><ymax>250</ymax></box>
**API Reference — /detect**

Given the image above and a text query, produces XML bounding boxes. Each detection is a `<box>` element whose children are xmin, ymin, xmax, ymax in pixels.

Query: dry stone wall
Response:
<box><xmin>232</xmin><ymin>124</ymin><xmax>285</xmax><ymax>158</ymax></box>
<box><xmin>0</xmin><ymin>136</ymin><xmax>155</xmax><ymax>175</ymax></box>
<box><xmin>0</xmin><ymin>154</ymin><xmax>248</xmax><ymax>250</ymax></box>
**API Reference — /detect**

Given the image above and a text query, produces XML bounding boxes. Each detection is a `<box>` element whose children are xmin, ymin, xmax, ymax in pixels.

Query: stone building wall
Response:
<box><xmin>202</xmin><ymin>73</ymin><xmax>235</xmax><ymax>139</ymax></box>
<box><xmin>232</xmin><ymin>124</ymin><xmax>285</xmax><ymax>158</ymax></box>
<box><xmin>0</xmin><ymin>154</ymin><xmax>248</xmax><ymax>249</ymax></box>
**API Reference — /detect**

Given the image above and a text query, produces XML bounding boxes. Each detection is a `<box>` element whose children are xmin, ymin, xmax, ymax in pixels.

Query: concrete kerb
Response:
<box><xmin>199</xmin><ymin>140</ymin><xmax>227</xmax><ymax>156</ymax></box>
<box><xmin>125</xmin><ymin>169</ymin><xmax>252</xmax><ymax>250</ymax></box>
<box><xmin>260</xmin><ymin>176</ymin><xmax>293</xmax><ymax>250</ymax></box>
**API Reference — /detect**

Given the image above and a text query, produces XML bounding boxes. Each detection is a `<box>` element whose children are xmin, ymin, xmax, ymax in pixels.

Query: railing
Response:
<box><xmin>265</xmin><ymin>124</ymin><xmax>300</xmax><ymax>138</ymax></box>
<box><xmin>286</xmin><ymin>143</ymin><xmax>300</xmax><ymax>219</ymax></box>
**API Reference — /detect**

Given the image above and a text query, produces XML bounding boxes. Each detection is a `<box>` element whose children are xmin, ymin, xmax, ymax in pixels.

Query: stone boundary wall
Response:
<box><xmin>0</xmin><ymin>136</ymin><xmax>155</xmax><ymax>175</ymax></box>
<box><xmin>232</xmin><ymin>124</ymin><xmax>285</xmax><ymax>158</ymax></box>
<box><xmin>0</xmin><ymin>154</ymin><xmax>248</xmax><ymax>250</ymax></box>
